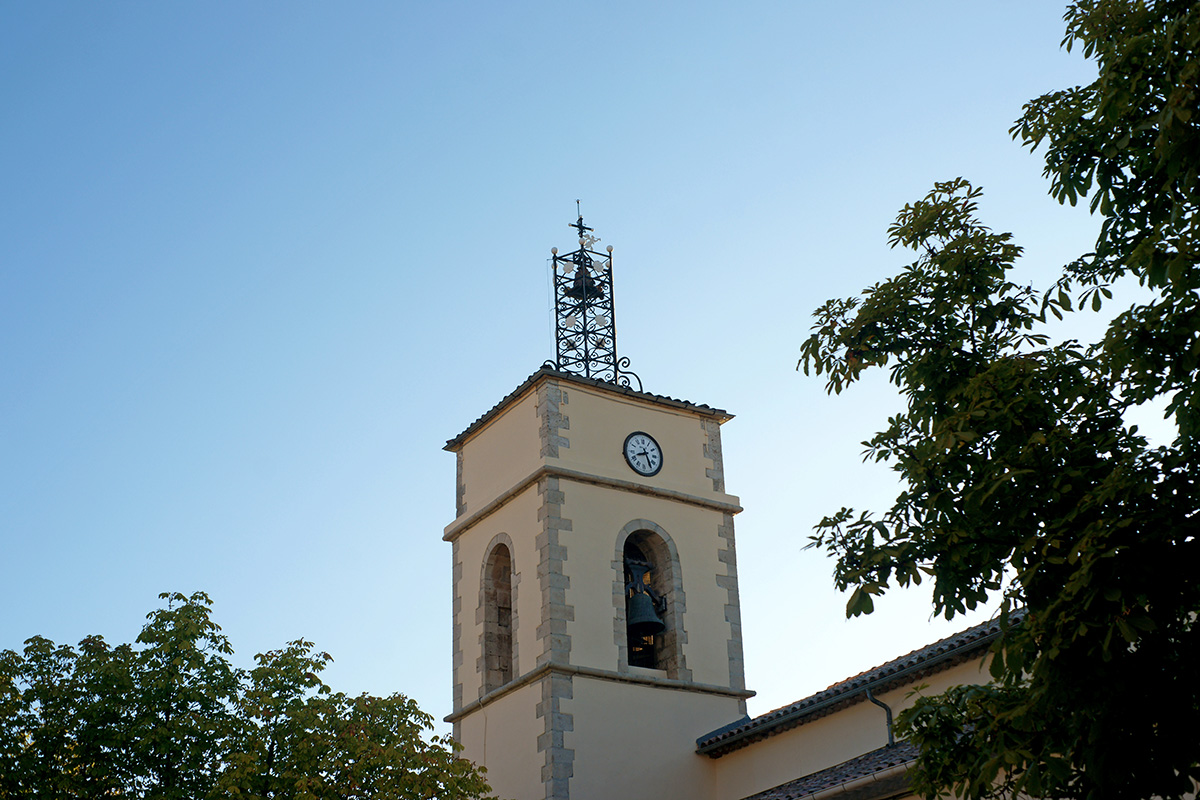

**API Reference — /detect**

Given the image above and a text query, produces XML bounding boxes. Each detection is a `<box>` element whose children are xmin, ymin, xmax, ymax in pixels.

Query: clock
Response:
<box><xmin>623</xmin><ymin>431</ymin><xmax>663</xmax><ymax>477</ymax></box>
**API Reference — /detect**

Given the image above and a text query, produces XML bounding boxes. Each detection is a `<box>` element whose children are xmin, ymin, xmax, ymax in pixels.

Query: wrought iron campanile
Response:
<box><xmin>547</xmin><ymin>204</ymin><xmax>642</xmax><ymax>390</ymax></box>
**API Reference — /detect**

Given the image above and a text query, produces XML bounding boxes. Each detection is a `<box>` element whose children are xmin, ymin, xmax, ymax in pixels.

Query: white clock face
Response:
<box><xmin>623</xmin><ymin>431</ymin><xmax>663</xmax><ymax>477</ymax></box>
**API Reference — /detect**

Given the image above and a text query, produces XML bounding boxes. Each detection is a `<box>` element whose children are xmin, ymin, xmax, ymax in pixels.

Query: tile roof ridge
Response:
<box><xmin>816</xmin><ymin>612</ymin><xmax>1006</xmax><ymax>692</ymax></box>
<box><xmin>697</xmin><ymin>612</ymin><xmax>1021</xmax><ymax>757</ymax></box>
<box><xmin>738</xmin><ymin>741</ymin><xmax>919</xmax><ymax>800</ymax></box>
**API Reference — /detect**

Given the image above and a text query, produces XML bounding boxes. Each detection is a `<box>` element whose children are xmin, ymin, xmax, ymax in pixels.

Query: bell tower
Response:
<box><xmin>444</xmin><ymin>213</ymin><xmax>751</xmax><ymax>800</ymax></box>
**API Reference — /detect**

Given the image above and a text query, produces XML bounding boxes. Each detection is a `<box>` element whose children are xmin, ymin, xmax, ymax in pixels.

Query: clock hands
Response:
<box><xmin>623</xmin><ymin>432</ymin><xmax>662</xmax><ymax>476</ymax></box>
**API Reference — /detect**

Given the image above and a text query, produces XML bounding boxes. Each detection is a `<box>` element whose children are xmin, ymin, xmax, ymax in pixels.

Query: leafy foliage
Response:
<box><xmin>798</xmin><ymin>2</ymin><xmax>1200</xmax><ymax>797</ymax></box>
<box><xmin>0</xmin><ymin>593</ymin><xmax>493</xmax><ymax>800</ymax></box>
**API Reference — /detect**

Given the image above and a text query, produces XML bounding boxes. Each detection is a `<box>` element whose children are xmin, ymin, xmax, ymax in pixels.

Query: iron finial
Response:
<box><xmin>546</xmin><ymin>207</ymin><xmax>641</xmax><ymax>391</ymax></box>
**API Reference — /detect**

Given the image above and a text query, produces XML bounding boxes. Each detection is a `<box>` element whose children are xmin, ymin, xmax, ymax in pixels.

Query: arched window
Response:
<box><xmin>616</xmin><ymin>523</ymin><xmax>689</xmax><ymax>679</ymax></box>
<box><xmin>482</xmin><ymin>543</ymin><xmax>513</xmax><ymax>693</ymax></box>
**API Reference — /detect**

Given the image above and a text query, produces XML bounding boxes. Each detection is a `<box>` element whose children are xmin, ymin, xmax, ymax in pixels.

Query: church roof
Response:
<box><xmin>739</xmin><ymin>742</ymin><xmax>917</xmax><ymax>800</ymax></box>
<box><xmin>444</xmin><ymin>366</ymin><xmax>732</xmax><ymax>450</ymax></box>
<box><xmin>696</xmin><ymin>615</ymin><xmax>1013</xmax><ymax>758</ymax></box>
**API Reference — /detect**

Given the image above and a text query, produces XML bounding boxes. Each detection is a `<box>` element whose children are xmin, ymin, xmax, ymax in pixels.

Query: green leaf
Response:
<box><xmin>1166</xmin><ymin>256</ymin><xmax>1186</xmax><ymax>286</ymax></box>
<box><xmin>846</xmin><ymin>586</ymin><xmax>875</xmax><ymax>617</ymax></box>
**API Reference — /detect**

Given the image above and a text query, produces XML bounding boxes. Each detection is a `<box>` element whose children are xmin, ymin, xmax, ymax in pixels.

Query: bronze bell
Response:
<box><xmin>564</xmin><ymin>267</ymin><xmax>604</xmax><ymax>301</ymax></box>
<box><xmin>626</xmin><ymin>591</ymin><xmax>666</xmax><ymax>638</ymax></box>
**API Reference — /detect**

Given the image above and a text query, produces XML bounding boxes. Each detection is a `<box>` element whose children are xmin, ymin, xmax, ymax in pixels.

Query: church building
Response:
<box><xmin>442</xmin><ymin>214</ymin><xmax>997</xmax><ymax>800</ymax></box>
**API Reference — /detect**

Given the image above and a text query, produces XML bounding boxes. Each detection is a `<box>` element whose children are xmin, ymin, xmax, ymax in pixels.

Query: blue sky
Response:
<box><xmin>3</xmin><ymin>3</ymin><xmax>1107</xmax><ymax>730</ymax></box>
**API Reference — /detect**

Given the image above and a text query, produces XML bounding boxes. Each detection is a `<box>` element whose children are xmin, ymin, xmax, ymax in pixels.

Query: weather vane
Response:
<box><xmin>545</xmin><ymin>203</ymin><xmax>641</xmax><ymax>390</ymax></box>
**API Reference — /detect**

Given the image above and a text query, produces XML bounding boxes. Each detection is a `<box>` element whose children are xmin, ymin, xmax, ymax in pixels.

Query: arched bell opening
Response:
<box><xmin>482</xmin><ymin>541</ymin><xmax>514</xmax><ymax>693</ymax></box>
<box><xmin>624</xmin><ymin>539</ymin><xmax>665</xmax><ymax>668</ymax></box>
<box><xmin>615</xmin><ymin>522</ymin><xmax>689</xmax><ymax>680</ymax></box>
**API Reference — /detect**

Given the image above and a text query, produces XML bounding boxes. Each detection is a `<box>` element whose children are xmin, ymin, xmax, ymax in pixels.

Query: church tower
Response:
<box><xmin>444</xmin><ymin>214</ymin><xmax>751</xmax><ymax>800</ymax></box>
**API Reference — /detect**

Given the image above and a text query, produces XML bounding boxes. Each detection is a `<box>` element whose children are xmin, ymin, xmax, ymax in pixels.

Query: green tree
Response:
<box><xmin>798</xmin><ymin>2</ymin><xmax>1199</xmax><ymax>798</ymax></box>
<box><xmin>0</xmin><ymin>636</ymin><xmax>84</xmax><ymax>797</ymax></box>
<box><xmin>221</xmin><ymin>639</ymin><xmax>491</xmax><ymax>800</ymax></box>
<box><xmin>0</xmin><ymin>593</ymin><xmax>493</xmax><ymax>800</ymax></box>
<box><xmin>129</xmin><ymin>592</ymin><xmax>242</xmax><ymax>799</ymax></box>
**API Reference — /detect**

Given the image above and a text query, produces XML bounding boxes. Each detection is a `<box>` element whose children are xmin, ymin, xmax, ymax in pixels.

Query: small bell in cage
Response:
<box><xmin>564</xmin><ymin>264</ymin><xmax>605</xmax><ymax>301</ymax></box>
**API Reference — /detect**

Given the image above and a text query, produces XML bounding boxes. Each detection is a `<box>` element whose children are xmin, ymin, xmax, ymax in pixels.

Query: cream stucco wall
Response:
<box><xmin>564</xmin><ymin>675</ymin><xmax>738</xmax><ymax>800</ymax></box>
<box><xmin>457</xmin><ymin>386</ymin><xmax>542</xmax><ymax>517</ymax></box>
<box><xmin>562</xmin><ymin>482</ymin><xmax>737</xmax><ymax>687</ymax></box>
<box><xmin>554</xmin><ymin>383</ymin><xmax>738</xmax><ymax>505</ymax></box>
<box><xmin>456</xmin><ymin>681</ymin><xmax>544</xmax><ymax>800</ymax></box>
<box><xmin>448</xmin><ymin>376</ymin><xmax>738</xmax><ymax>523</ymax></box>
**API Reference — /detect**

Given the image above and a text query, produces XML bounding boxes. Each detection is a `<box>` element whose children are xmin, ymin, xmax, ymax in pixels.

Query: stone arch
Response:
<box><xmin>612</xmin><ymin>520</ymin><xmax>690</xmax><ymax>681</ymax></box>
<box><xmin>478</xmin><ymin>533</ymin><xmax>518</xmax><ymax>695</ymax></box>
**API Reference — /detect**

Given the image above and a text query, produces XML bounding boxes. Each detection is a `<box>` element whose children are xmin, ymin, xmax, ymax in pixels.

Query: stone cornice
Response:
<box><xmin>445</xmin><ymin>661</ymin><xmax>755</xmax><ymax>723</ymax></box>
<box><xmin>442</xmin><ymin>464</ymin><xmax>743</xmax><ymax>542</ymax></box>
<box><xmin>444</xmin><ymin>367</ymin><xmax>733</xmax><ymax>452</ymax></box>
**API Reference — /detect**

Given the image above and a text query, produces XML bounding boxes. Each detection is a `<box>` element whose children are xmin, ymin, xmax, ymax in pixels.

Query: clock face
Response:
<box><xmin>623</xmin><ymin>431</ymin><xmax>663</xmax><ymax>477</ymax></box>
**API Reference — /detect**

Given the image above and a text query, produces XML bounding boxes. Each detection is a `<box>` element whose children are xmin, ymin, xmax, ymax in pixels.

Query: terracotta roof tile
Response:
<box><xmin>740</xmin><ymin>742</ymin><xmax>917</xmax><ymax>800</ymax></box>
<box><xmin>697</xmin><ymin>614</ymin><xmax>1018</xmax><ymax>757</ymax></box>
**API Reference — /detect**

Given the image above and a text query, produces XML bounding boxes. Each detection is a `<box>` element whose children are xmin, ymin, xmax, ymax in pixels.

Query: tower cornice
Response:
<box><xmin>444</xmin><ymin>367</ymin><xmax>733</xmax><ymax>453</ymax></box>
<box><xmin>445</xmin><ymin>661</ymin><xmax>755</xmax><ymax>724</ymax></box>
<box><xmin>442</xmin><ymin>462</ymin><xmax>743</xmax><ymax>542</ymax></box>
